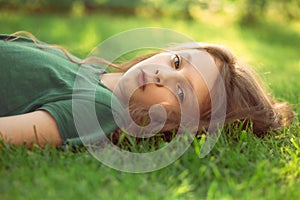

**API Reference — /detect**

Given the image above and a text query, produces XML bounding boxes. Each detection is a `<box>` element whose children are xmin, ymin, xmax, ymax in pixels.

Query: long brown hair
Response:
<box><xmin>200</xmin><ymin>44</ymin><xmax>293</xmax><ymax>135</ymax></box>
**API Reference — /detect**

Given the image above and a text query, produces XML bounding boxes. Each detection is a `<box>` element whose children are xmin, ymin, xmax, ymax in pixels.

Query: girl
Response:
<box><xmin>0</xmin><ymin>32</ymin><xmax>294</xmax><ymax>148</ymax></box>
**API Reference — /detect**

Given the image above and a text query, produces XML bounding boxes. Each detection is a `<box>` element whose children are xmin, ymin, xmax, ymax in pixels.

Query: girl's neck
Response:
<box><xmin>100</xmin><ymin>73</ymin><xmax>123</xmax><ymax>91</ymax></box>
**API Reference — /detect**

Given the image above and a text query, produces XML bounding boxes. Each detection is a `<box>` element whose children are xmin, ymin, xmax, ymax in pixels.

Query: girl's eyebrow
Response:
<box><xmin>181</xmin><ymin>51</ymin><xmax>192</xmax><ymax>63</ymax></box>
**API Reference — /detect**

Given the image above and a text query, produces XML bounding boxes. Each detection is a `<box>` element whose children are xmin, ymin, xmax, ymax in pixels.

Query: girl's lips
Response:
<box><xmin>138</xmin><ymin>69</ymin><xmax>146</xmax><ymax>91</ymax></box>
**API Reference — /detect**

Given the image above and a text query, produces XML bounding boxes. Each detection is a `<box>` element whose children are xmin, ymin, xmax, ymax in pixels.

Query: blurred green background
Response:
<box><xmin>0</xmin><ymin>1</ymin><xmax>299</xmax><ymax>200</ymax></box>
<box><xmin>1</xmin><ymin>0</ymin><xmax>300</xmax><ymax>23</ymax></box>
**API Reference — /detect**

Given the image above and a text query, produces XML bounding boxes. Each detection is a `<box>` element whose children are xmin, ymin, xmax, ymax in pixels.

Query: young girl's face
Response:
<box><xmin>115</xmin><ymin>49</ymin><xmax>220</xmax><ymax>114</ymax></box>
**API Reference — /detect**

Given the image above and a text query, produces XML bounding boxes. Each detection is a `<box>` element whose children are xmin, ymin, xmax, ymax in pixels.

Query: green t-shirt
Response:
<box><xmin>0</xmin><ymin>35</ymin><xmax>123</xmax><ymax>146</ymax></box>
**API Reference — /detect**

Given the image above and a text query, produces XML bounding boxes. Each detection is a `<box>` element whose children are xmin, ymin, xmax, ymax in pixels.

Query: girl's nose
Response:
<box><xmin>156</xmin><ymin>76</ymin><xmax>161</xmax><ymax>83</ymax></box>
<box><xmin>154</xmin><ymin>69</ymin><xmax>163</xmax><ymax>86</ymax></box>
<box><xmin>142</xmin><ymin>69</ymin><xmax>161</xmax><ymax>86</ymax></box>
<box><xmin>154</xmin><ymin>69</ymin><xmax>178</xmax><ymax>86</ymax></box>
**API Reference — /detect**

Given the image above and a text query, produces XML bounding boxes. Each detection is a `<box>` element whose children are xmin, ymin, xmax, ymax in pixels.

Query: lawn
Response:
<box><xmin>0</xmin><ymin>10</ymin><xmax>299</xmax><ymax>200</ymax></box>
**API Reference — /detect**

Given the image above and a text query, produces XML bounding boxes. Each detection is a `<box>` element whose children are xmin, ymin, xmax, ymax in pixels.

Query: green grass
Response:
<box><xmin>1</xmin><ymin>11</ymin><xmax>300</xmax><ymax>200</ymax></box>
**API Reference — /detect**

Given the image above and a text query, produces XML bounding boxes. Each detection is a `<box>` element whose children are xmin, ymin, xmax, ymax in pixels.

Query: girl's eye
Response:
<box><xmin>172</xmin><ymin>54</ymin><xmax>181</xmax><ymax>69</ymax></box>
<box><xmin>177</xmin><ymin>86</ymin><xmax>184</xmax><ymax>102</ymax></box>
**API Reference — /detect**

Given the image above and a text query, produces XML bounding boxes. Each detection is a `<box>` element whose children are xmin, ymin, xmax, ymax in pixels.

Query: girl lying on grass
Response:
<box><xmin>0</xmin><ymin>31</ymin><xmax>294</xmax><ymax>148</ymax></box>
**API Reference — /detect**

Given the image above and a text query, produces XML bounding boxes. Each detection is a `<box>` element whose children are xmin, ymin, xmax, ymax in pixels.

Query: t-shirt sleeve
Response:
<box><xmin>39</xmin><ymin>100</ymin><xmax>75</xmax><ymax>145</ymax></box>
<box><xmin>39</xmin><ymin>99</ymin><xmax>119</xmax><ymax>146</ymax></box>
